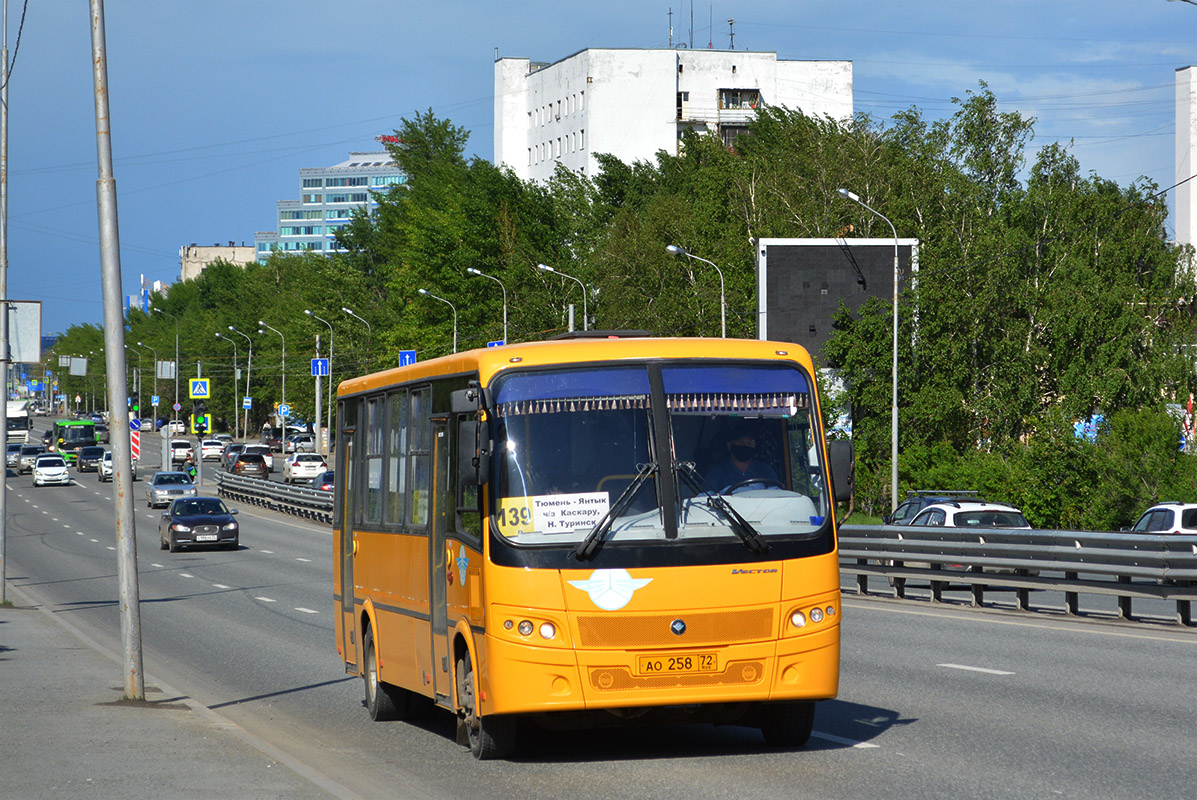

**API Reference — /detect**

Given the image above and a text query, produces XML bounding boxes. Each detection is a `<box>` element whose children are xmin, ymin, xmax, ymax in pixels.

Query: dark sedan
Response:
<box><xmin>75</xmin><ymin>445</ymin><xmax>106</xmax><ymax>473</ymax></box>
<box><xmin>158</xmin><ymin>496</ymin><xmax>239</xmax><ymax>552</ymax></box>
<box><xmin>313</xmin><ymin>470</ymin><xmax>334</xmax><ymax>492</ymax></box>
<box><xmin>230</xmin><ymin>452</ymin><xmax>268</xmax><ymax>479</ymax></box>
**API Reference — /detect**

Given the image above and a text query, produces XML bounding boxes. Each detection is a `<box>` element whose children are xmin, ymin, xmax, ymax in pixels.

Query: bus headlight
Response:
<box><xmin>517</xmin><ymin>620</ymin><xmax>534</xmax><ymax>636</ymax></box>
<box><xmin>810</xmin><ymin>607</ymin><xmax>824</xmax><ymax>623</ymax></box>
<box><xmin>539</xmin><ymin>622</ymin><xmax>556</xmax><ymax>640</ymax></box>
<box><xmin>790</xmin><ymin>610</ymin><xmax>806</xmax><ymax>628</ymax></box>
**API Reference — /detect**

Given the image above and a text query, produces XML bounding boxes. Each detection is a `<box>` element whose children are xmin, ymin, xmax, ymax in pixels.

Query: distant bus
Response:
<box><xmin>332</xmin><ymin>334</ymin><xmax>854</xmax><ymax>759</ymax></box>
<box><xmin>51</xmin><ymin>419</ymin><xmax>99</xmax><ymax>463</ymax></box>
<box><xmin>6</xmin><ymin>400</ymin><xmax>32</xmax><ymax>444</ymax></box>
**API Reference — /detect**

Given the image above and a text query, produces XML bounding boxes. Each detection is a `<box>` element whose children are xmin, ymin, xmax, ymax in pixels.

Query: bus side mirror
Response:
<box><xmin>450</xmin><ymin>388</ymin><xmax>482</xmax><ymax>414</ymax></box>
<box><xmin>457</xmin><ymin>419</ymin><xmax>490</xmax><ymax>487</ymax></box>
<box><xmin>827</xmin><ymin>440</ymin><xmax>854</xmax><ymax>503</ymax></box>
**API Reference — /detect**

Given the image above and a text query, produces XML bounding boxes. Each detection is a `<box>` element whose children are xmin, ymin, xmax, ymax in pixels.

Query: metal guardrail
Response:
<box><xmin>214</xmin><ymin>472</ymin><xmax>333</xmax><ymax>525</ymax></box>
<box><xmin>838</xmin><ymin>524</ymin><xmax>1197</xmax><ymax>626</ymax></box>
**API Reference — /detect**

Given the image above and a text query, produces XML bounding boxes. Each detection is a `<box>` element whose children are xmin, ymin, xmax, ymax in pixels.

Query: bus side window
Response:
<box><xmin>455</xmin><ymin>414</ymin><xmax>482</xmax><ymax>543</ymax></box>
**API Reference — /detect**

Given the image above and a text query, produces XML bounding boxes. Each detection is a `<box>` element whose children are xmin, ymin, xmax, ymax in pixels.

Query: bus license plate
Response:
<box><xmin>637</xmin><ymin>652</ymin><xmax>717</xmax><ymax>675</ymax></box>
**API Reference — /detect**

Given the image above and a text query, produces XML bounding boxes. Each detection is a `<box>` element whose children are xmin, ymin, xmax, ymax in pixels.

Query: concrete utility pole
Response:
<box><xmin>314</xmin><ymin>334</ymin><xmax>322</xmax><ymax>466</ymax></box>
<box><xmin>0</xmin><ymin>0</ymin><xmax>10</xmax><ymax>604</ymax></box>
<box><xmin>90</xmin><ymin>0</ymin><xmax>144</xmax><ymax>700</ymax></box>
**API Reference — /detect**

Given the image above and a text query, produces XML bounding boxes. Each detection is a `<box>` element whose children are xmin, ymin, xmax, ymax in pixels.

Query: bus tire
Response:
<box><xmin>760</xmin><ymin>701</ymin><xmax>815</xmax><ymax>748</ymax></box>
<box><xmin>363</xmin><ymin>625</ymin><xmax>410</xmax><ymax>721</ymax></box>
<box><xmin>457</xmin><ymin>654</ymin><xmax>516</xmax><ymax>760</ymax></box>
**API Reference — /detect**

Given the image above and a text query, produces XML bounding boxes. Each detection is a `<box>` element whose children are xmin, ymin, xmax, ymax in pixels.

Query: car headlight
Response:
<box><xmin>221</xmin><ymin>522</ymin><xmax>238</xmax><ymax>531</ymax></box>
<box><xmin>171</xmin><ymin>523</ymin><xmax>191</xmax><ymax>533</ymax></box>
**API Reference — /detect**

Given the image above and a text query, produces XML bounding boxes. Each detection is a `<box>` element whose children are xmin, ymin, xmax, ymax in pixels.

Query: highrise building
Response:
<box><xmin>255</xmin><ymin>149</ymin><xmax>406</xmax><ymax>262</ymax></box>
<box><xmin>495</xmin><ymin>48</ymin><xmax>852</xmax><ymax>183</ymax></box>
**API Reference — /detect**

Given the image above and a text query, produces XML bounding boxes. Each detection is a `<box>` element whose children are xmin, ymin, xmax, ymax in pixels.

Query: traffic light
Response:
<box><xmin>190</xmin><ymin>413</ymin><xmax>210</xmax><ymax>435</ymax></box>
<box><xmin>129</xmin><ymin>392</ymin><xmax>139</xmax><ymax>413</ymax></box>
<box><xmin>193</xmin><ymin>399</ymin><xmax>207</xmax><ymax>415</ymax></box>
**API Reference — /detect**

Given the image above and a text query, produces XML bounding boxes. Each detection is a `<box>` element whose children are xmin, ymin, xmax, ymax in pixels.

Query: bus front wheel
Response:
<box><xmin>760</xmin><ymin>701</ymin><xmax>815</xmax><ymax>748</ymax></box>
<box><xmin>456</xmin><ymin>654</ymin><xmax>515</xmax><ymax>760</ymax></box>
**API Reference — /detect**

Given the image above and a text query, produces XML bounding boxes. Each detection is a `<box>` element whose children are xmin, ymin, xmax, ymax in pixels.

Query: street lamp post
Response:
<box><xmin>137</xmin><ymin>341</ymin><xmax>158</xmax><ymax>420</ymax></box>
<box><xmin>417</xmin><ymin>289</ymin><xmax>458</xmax><ymax>353</ymax></box>
<box><xmin>214</xmin><ymin>332</ymin><xmax>238</xmax><ymax>439</ymax></box>
<box><xmin>228</xmin><ymin>326</ymin><xmax>253</xmax><ymax>438</ymax></box>
<box><xmin>258</xmin><ymin>321</ymin><xmax>285</xmax><ymax>435</ymax></box>
<box><xmin>341</xmin><ymin>307</ymin><xmax>372</xmax><ymax>372</ymax></box>
<box><xmin>467</xmin><ymin>267</ymin><xmax>508</xmax><ymax>344</ymax></box>
<box><xmin>536</xmin><ymin>263</ymin><xmax>589</xmax><ymax>331</ymax></box>
<box><xmin>152</xmin><ymin>308</ymin><xmax>180</xmax><ymax>427</ymax></box>
<box><xmin>304</xmin><ymin>310</ymin><xmax>334</xmax><ymax>456</ymax></box>
<box><xmin>837</xmin><ymin>187</ymin><xmax>900</xmax><ymax>512</ymax></box>
<box><xmin>665</xmin><ymin>244</ymin><xmax>726</xmax><ymax>338</ymax></box>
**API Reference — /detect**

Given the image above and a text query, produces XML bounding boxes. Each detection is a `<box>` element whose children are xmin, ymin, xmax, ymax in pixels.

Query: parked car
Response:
<box><xmin>1124</xmin><ymin>502</ymin><xmax>1197</xmax><ymax>535</ymax></box>
<box><xmin>159</xmin><ymin>496</ymin><xmax>239</xmax><ymax>552</ymax></box>
<box><xmin>168</xmin><ymin>420</ymin><xmax>186</xmax><ymax>434</ymax></box>
<box><xmin>885</xmin><ymin>490</ymin><xmax>982</xmax><ymax>525</ymax></box>
<box><xmin>18</xmin><ymin>444</ymin><xmax>46</xmax><ymax>474</ymax></box>
<box><xmin>75</xmin><ymin>445</ymin><xmax>106</xmax><ymax>473</ymax></box>
<box><xmin>283</xmin><ymin>452</ymin><xmax>327</xmax><ymax>484</ymax></box>
<box><xmin>170</xmin><ymin>439</ymin><xmax>195</xmax><ymax>464</ymax></box>
<box><xmin>200</xmin><ymin>439</ymin><xmax>224</xmax><ymax>461</ymax></box>
<box><xmin>284</xmin><ymin>433</ymin><xmax>315</xmax><ymax>453</ymax></box>
<box><xmin>145</xmin><ymin>471</ymin><xmax>197</xmax><ymax>508</ymax></box>
<box><xmin>221</xmin><ymin>443</ymin><xmax>245</xmax><ymax>471</ymax></box>
<box><xmin>6</xmin><ymin>442</ymin><xmax>23</xmax><ymax>468</ymax></box>
<box><xmin>312</xmin><ymin>470</ymin><xmax>334</xmax><ymax>492</ymax></box>
<box><xmin>908</xmin><ymin>501</ymin><xmax>1031</xmax><ymax>529</ymax></box>
<box><xmin>242</xmin><ymin>444</ymin><xmax>274</xmax><ymax>472</ymax></box>
<box><xmin>32</xmin><ymin>454</ymin><xmax>71</xmax><ymax>487</ymax></box>
<box><xmin>230</xmin><ymin>452</ymin><xmax>268</xmax><ymax>479</ymax></box>
<box><xmin>98</xmin><ymin>450</ymin><xmax>137</xmax><ymax>482</ymax></box>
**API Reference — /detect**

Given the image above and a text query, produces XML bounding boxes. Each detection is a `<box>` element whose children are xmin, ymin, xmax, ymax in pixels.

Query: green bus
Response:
<box><xmin>52</xmin><ymin>419</ymin><xmax>99</xmax><ymax>463</ymax></box>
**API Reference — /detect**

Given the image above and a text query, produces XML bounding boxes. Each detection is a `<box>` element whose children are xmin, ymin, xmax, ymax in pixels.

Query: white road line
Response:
<box><xmin>62</xmin><ymin>524</ymin><xmax>71</xmax><ymax>529</ymax></box>
<box><xmin>89</xmin><ymin>538</ymin><xmax>98</xmax><ymax>543</ymax></box>
<box><xmin>296</xmin><ymin>557</ymin><xmax>312</xmax><ymax>563</ymax></box>
<box><xmin>255</xmin><ymin>596</ymin><xmax>277</xmax><ymax>603</ymax></box>
<box><xmin>51</xmin><ymin>517</ymin><xmax>58</xmax><ymax>521</ymax></box>
<box><xmin>259</xmin><ymin>549</ymin><xmax>274</xmax><ymax>554</ymax></box>
<box><xmin>213</xmin><ymin>584</ymin><xmax>231</xmax><ymax>589</ymax></box>
<box><xmin>179</xmin><ymin>573</ymin><xmax>195</xmax><ymax>579</ymax></box>
<box><xmin>295</xmin><ymin>607</ymin><xmax>319</xmax><ymax>615</ymax></box>
<box><xmin>150</xmin><ymin>563</ymin><xmax>164</xmax><ymax>568</ymax></box>
<box><xmin>76</xmin><ymin>532</ymin><xmax>84</xmax><ymax>536</ymax></box>
<box><xmin>938</xmin><ymin>663</ymin><xmax>1015</xmax><ymax>676</ymax></box>
<box><xmin>106</xmin><ymin>546</ymin><xmax>115</xmax><ymax>551</ymax></box>
<box><xmin>811</xmin><ymin>731</ymin><xmax>879</xmax><ymax>749</ymax></box>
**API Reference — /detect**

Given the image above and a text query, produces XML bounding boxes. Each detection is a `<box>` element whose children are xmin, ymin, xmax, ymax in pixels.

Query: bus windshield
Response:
<box><xmin>491</xmin><ymin>362</ymin><xmax>828</xmax><ymax>547</ymax></box>
<box><xmin>56</xmin><ymin>422</ymin><xmax>97</xmax><ymax>449</ymax></box>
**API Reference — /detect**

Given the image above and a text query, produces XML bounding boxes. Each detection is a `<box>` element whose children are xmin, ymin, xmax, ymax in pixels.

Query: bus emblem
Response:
<box><xmin>670</xmin><ymin>619</ymin><xmax>687</xmax><ymax>636</ymax></box>
<box><xmin>567</xmin><ymin>569</ymin><xmax>653</xmax><ymax>611</ymax></box>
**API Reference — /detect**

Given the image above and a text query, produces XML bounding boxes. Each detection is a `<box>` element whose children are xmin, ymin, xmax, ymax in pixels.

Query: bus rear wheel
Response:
<box><xmin>363</xmin><ymin>625</ymin><xmax>416</xmax><ymax>721</ymax></box>
<box><xmin>759</xmin><ymin>701</ymin><xmax>815</xmax><ymax>748</ymax></box>
<box><xmin>456</xmin><ymin>654</ymin><xmax>515</xmax><ymax>760</ymax></box>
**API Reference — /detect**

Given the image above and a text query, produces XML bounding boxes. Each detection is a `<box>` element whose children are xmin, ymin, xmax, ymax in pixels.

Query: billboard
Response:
<box><xmin>756</xmin><ymin>238</ymin><xmax>918</xmax><ymax>361</ymax></box>
<box><xmin>6</xmin><ymin>300</ymin><xmax>42</xmax><ymax>364</ymax></box>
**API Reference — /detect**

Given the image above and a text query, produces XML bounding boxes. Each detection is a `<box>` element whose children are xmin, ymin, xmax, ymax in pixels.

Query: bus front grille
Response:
<box><xmin>588</xmin><ymin>660</ymin><xmax>766</xmax><ymax>691</ymax></box>
<box><xmin>576</xmin><ymin>608</ymin><xmax>773</xmax><ymax>648</ymax></box>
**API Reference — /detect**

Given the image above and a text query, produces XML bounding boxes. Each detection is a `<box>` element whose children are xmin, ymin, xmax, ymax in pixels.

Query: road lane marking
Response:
<box><xmin>296</xmin><ymin>557</ymin><xmax>312</xmax><ymax>563</ymax></box>
<box><xmin>213</xmin><ymin>584</ymin><xmax>230</xmax><ymax>589</ymax></box>
<box><xmin>295</xmin><ymin>608</ymin><xmax>319</xmax><ymax>615</ymax></box>
<box><xmin>259</xmin><ymin>549</ymin><xmax>274</xmax><ymax>554</ymax></box>
<box><xmin>255</xmin><ymin>596</ymin><xmax>277</xmax><ymax>603</ymax></box>
<box><xmin>811</xmin><ymin>731</ymin><xmax>879</xmax><ymax>749</ymax></box>
<box><xmin>180</xmin><ymin>573</ymin><xmax>195</xmax><ymax>578</ymax></box>
<box><xmin>89</xmin><ymin>538</ymin><xmax>98</xmax><ymax>543</ymax></box>
<box><xmin>62</xmin><ymin>524</ymin><xmax>71</xmax><ymax>529</ymax></box>
<box><xmin>938</xmin><ymin>663</ymin><xmax>1014</xmax><ymax>675</ymax></box>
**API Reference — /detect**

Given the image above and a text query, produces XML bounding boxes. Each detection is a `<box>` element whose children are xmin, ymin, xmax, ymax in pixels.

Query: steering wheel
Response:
<box><xmin>722</xmin><ymin>478</ymin><xmax>786</xmax><ymax>494</ymax></box>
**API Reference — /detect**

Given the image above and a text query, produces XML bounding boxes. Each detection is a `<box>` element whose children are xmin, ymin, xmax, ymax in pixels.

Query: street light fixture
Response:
<box><xmin>228</xmin><ymin>326</ymin><xmax>254</xmax><ymax>438</ymax></box>
<box><xmin>467</xmin><ymin>267</ymin><xmax>508</xmax><ymax>345</ymax></box>
<box><xmin>665</xmin><ymin>244</ymin><xmax>726</xmax><ymax>338</ymax></box>
<box><xmin>837</xmin><ymin>187</ymin><xmax>900</xmax><ymax>512</ymax></box>
<box><xmin>418</xmin><ymin>289</ymin><xmax>458</xmax><ymax>353</ymax></box>
<box><xmin>304</xmin><ymin>310</ymin><xmax>334</xmax><ymax>455</ymax></box>
<box><xmin>537</xmin><ymin>263</ymin><xmax>589</xmax><ymax>331</ymax></box>
<box><xmin>341</xmin><ymin>307</ymin><xmax>373</xmax><ymax>372</ymax></box>
<box><xmin>214</xmin><ymin>332</ymin><xmax>239</xmax><ymax>439</ymax></box>
<box><xmin>258</xmin><ymin>320</ymin><xmax>286</xmax><ymax>435</ymax></box>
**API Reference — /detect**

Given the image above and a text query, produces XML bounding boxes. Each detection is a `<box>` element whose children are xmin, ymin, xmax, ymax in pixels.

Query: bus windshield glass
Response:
<box><xmin>491</xmin><ymin>362</ymin><xmax>828</xmax><ymax>547</ymax></box>
<box><xmin>56</xmin><ymin>422</ymin><xmax>97</xmax><ymax>449</ymax></box>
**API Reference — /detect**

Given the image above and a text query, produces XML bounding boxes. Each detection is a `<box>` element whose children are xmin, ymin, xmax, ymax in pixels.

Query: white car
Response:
<box><xmin>284</xmin><ymin>433</ymin><xmax>315</xmax><ymax>453</ymax></box>
<box><xmin>170</xmin><ymin>439</ymin><xmax>195</xmax><ymax>464</ymax></box>
<box><xmin>908</xmin><ymin>501</ymin><xmax>1031</xmax><ymax>529</ymax></box>
<box><xmin>98</xmin><ymin>451</ymin><xmax>137</xmax><ymax>482</ymax></box>
<box><xmin>32</xmin><ymin>454</ymin><xmax>71</xmax><ymax>487</ymax></box>
<box><xmin>200</xmin><ymin>439</ymin><xmax>225</xmax><ymax>461</ymax></box>
<box><xmin>1125</xmin><ymin>502</ymin><xmax>1197</xmax><ymax>535</ymax></box>
<box><xmin>283</xmin><ymin>452</ymin><xmax>327</xmax><ymax>484</ymax></box>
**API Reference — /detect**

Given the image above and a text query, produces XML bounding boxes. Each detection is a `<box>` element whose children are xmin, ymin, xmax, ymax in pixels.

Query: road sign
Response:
<box><xmin>189</xmin><ymin>379</ymin><xmax>210</xmax><ymax>399</ymax></box>
<box><xmin>172</xmin><ymin>402</ymin><xmax>182</xmax><ymax>412</ymax></box>
<box><xmin>129</xmin><ymin>418</ymin><xmax>141</xmax><ymax>431</ymax></box>
<box><xmin>131</xmin><ymin>431</ymin><xmax>140</xmax><ymax>460</ymax></box>
<box><xmin>242</xmin><ymin>396</ymin><xmax>253</xmax><ymax>410</ymax></box>
<box><xmin>152</xmin><ymin>395</ymin><xmax>160</xmax><ymax>407</ymax></box>
<box><xmin>278</xmin><ymin>404</ymin><xmax>291</xmax><ymax>418</ymax></box>
<box><xmin>311</xmin><ymin>358</ymin><xmax>330</xmax><ymax>377</ymax></box>
<box><xmin>399</xmin><ymin>350</ymin><xmax>417</xmax><ymax>366</ymax></box>
<box><xmin>487</xmin><ymin>340</ymin><xmax>505</xmax><ymax>348</ymax></box>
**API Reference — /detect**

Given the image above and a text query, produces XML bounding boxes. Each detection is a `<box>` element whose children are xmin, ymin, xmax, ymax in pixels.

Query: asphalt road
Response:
<box><xmin>4</xmin><ymin>427</ymin><xmax>1195</xmax><ymax>799</ymax></box>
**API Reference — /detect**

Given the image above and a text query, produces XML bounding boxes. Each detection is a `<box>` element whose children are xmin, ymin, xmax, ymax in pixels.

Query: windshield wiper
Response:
<box><xmin>675</xmin><ymin>462</ymin><xmax>769</xmax><ymax>554</ymax></box>
<box><xmin>572</xmin><ymin>461</ymin><xmax>657</xmax><ymax>561</ymax></box>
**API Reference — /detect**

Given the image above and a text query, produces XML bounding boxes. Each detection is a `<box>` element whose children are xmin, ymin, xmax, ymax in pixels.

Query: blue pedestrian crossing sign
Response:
<box><xmin>189</xmin><ymin>378</ymin><xmax>210</xmax><ymax>399</ymax></box>
<box><xmin>311</xmin><ymin>358</ymin><xmax>330</xmax><ymax>377</ymax></box>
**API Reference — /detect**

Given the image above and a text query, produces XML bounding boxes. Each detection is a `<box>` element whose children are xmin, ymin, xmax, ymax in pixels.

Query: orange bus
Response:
<box><xmin>333</xmin><ymin>333</ymin><xmax>853</xmax><ymax>759</ymax></box>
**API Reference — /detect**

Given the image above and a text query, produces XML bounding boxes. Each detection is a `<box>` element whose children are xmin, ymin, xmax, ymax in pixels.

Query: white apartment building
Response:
<box><xmin>1177</xmin><ymin>66</ymin><xmax>1196</xmax><ymax>250</ymax></box>
<box><xmin>495</xmin><ymin>48</ymin><xmax>853</xmax><ymax>183</ymax></box>
<box><xmin>255</xmin><ymin>150</ymin><xmax>406</xmax><ymax>263</ymax></box>
<box><xmin>179</xmin><ymin>243</ymin><xmax>256</xmax><ymax>282</ymax></box>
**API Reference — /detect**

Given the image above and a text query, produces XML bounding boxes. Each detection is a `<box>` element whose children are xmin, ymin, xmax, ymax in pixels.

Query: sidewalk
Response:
<box><xmin>0</xmin><ymin>589</ymin><xmax>336</xmax><ymax>799</ymax></box>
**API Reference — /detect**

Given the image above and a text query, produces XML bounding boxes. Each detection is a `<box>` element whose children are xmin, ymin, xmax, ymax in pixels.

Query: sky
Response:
<box><xmin>6</xmin><ymin>0</ymin><xmax>1196</xmax><ymax>336</ymax></box>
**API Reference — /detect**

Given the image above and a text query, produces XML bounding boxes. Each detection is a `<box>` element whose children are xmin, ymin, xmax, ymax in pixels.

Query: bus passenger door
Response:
<box><xmin>429</xmin><ymin>418</ymin><xmax>453</xmax><ymax>705</ymax></box>
<box><xmin>338</xmin><ymin>435</ymin><xmax>358</xmax><ymax>669</ymax></box>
